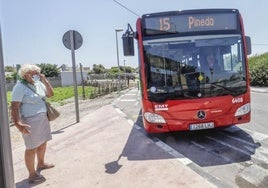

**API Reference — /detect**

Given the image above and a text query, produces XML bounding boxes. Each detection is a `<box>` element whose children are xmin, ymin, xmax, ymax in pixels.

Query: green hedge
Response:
<box><xmin>249</xmin><ymin>53</ymin><xmax>268</xmax><ymax>87</ymax></box>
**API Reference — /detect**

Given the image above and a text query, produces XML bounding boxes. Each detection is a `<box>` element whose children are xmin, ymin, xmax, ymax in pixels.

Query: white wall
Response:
<box><xmin>61</xmin><ymin>71</ymin><xmax>87</xmax><ymax>86</ymax></box>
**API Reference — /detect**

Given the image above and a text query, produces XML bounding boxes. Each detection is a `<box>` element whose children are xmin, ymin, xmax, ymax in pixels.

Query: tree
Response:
<box><xmin>38</xmin><ymin>63</ymin><xmax>60</xmax><ymax>77</ymax></box>
<box><xmin>5</xmin><ymin>66</ymin><xmax>15</xmax><ymax>72</ymax></box>
<box><xmin>108</xmin><ymin>66</ymin><xmax>121</xmax><ymax>74</ymax></box>
<box><xmin>92</xmin><ymin>64</ymin><xmax>106</xmax><ymax>74</ymax></box>
<box><xmin>125</xmin><ymin>66</ymin><xmax>133</xmax><ymax>73</ymax></box>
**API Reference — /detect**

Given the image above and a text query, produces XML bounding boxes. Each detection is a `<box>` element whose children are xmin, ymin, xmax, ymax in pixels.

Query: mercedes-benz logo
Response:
<box><xmin>197</xmin><ymin>110</ymin><xmax>206</xmax><ymax>119</ymax></box>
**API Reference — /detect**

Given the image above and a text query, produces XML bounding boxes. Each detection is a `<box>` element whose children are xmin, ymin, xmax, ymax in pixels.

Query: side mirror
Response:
<box><xmin>245</xmin><ymin>36</ymin><xmax>251</xmax><ymax>55</ymax></box>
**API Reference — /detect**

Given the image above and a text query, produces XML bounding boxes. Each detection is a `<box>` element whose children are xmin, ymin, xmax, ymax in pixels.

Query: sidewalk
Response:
<box><xmin>13</xmin><ymin>104</ymin><xmax>216</xmax><ymax>188</ymax></box>
<box><xmin>251</xmin><ymin>87</ymin><xmax>268</xmax><ymax>93</ymax></box>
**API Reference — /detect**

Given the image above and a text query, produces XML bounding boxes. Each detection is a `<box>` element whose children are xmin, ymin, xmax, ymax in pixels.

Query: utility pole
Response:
<box><xmin>0</xmin><ymin>25</ymin><xmax>15</xmax><ymax>188</ymax></box>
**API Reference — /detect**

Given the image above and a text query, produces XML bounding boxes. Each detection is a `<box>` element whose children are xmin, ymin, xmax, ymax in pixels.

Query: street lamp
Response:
<box><xmin>115</xmin><ymin>28</ymin><xmax>123</xmax><ymax>91</ymax></box>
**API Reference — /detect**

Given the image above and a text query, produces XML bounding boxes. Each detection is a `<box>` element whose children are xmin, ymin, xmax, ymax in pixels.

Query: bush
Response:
<box><xmin>249</xmin><ymin>53</ymin><xmax>268</xmax><ymax>87</ymax></box>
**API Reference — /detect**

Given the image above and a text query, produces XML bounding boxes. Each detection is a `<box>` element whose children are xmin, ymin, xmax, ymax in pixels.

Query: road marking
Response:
<box><xmin>120</xmin><ymin>99</ymin><xmax>137</xmax><ymax>102</ymax></box>
<box><xmin>220</xmin><ymin>132</ymin><xmax>260</xmax><ymax>148</ymax></box>
<box><xmin>115</xmin><ymin>108</ymin><xmax>125</xmax><ymax>116</ymax></box>
<box><xmin>258</xmin><ymin>146</ymin><xmax>268</xmax><ymax>155</ymax></box>
<box><xmin>191</xmin><ymin>141</ymin><xmax>233</xmax><ymax>163</ymax></box>
<box><xmin>206</xmin><ymin>136</ymin><xmax>252</xmax><ymax>156</ymax></box>
<box><xmin>225</xmin><ymin>126</ymin><xmax>268</xmax><ymax>142</ymax></box>
<box><xmin>222</xmin><ymin>126</ymin><xmax>268</xmax><ymax>164</ymax></box>
<box><xmin>125</xmin><ymin>93</ymin><xmax>137</xmax><ymax>96</ymax></box>
<box><xmin>134</xmin><ymin>123</ymin><xmax>142</xmax><ymax>130</ymax></box>
<box><xmin>242</xmin><ymin>128</ymin><xmax>268</xmax><ymax>142</ymax></box>
<box><xmin>127</xmin><ymin>119</ymin><xmax>134</xmax><ymax>125</ymax></box>
<box><xmin>155</xmin><ymin>139</ymin><xmax>193</xmax><ymax>165</ymax></box>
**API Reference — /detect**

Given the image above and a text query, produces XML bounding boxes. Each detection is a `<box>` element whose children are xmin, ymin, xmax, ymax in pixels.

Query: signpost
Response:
<box><xmin>0</xmin><ymin>26</ymin><xmax>15</xmax><ymax>188</ymax></box>
<box><xmin>62</xmin><ymin>30</ymin><xmax>83</xmax><ymax>123</ymax></box>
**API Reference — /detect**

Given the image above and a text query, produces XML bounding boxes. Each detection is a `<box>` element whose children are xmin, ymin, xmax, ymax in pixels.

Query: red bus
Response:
<box><xmin>122</xmin><ymin>9</ymin><xmax>251</xmax><ymax>133</ymax></box>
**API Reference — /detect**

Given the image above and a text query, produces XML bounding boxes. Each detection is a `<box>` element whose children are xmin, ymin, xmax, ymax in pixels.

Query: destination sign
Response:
<box><xmin>143</xmin><ymin>12</ymin><xmax>239</xmax><ymax>35</ymax></box>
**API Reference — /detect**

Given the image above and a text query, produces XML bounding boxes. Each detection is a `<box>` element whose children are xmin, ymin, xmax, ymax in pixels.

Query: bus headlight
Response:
<box><xmin>235</xmin><ymin>103</ymin><xmax>251</xmax><ymax>116</ymax></box>
<box><xmin>144</xmin><ymin>112</ymin><xmax>166</xmax><ymax>124</ymax></box>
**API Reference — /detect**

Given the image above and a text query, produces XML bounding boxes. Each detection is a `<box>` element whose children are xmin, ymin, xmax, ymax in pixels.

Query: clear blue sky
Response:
<box><xmin>0</xmin><ymin>0</ymin><xmax>267</xmax><ymax>69</ymax></box>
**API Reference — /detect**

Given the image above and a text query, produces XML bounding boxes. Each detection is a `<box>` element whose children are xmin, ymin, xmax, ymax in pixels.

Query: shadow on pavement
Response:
<box><xmin>152</xmin><ymin>126</ymin><xmax>260</xmax><ymax>167</ymax></box>
<box><xmin>16</xmin><ymin>178</ymin><xmax>43</xmax><ymax>188</ymax></box>
<box><xmin>105</xmin><ymin>154</ymin><xmax>123</xmax><ymax>174</ymax></box>
<box><xmin>119</xmin><ymin>109</ymin><xmax>260</xmax><ymax>167</ymax></box>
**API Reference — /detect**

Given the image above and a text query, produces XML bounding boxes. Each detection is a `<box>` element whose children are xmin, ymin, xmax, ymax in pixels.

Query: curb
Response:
<box><xmin>236</xmin><ymin>165</ymin><xmax>268</xmax><ymax>188</ymax></box>
<box><xmin>251</xmin><ymin>87</ymin><xmax>268</xmax><ymax>93</ymax></box>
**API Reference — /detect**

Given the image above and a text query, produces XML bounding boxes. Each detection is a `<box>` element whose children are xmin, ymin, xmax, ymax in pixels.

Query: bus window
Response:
<box><xmin>223</xmin><ymin>41</ymin><xmax>244</xmax><ymax>73</ymax></box>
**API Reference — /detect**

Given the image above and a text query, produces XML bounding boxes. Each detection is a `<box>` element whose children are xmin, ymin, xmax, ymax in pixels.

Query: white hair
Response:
<box><xmin>18</xmin><ymin>64</ymin><xmax>41</xmax><ymax>79</ymax></box>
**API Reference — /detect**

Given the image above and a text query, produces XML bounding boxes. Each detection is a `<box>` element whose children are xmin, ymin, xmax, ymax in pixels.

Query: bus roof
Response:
<box><xmin>142</xmin><ymin>9</ymin><xmax>239</xmax><ymax>18</ymax></box>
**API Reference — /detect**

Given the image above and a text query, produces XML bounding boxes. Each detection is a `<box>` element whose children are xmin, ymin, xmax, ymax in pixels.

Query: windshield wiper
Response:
<box><xmin>149</xmin><ymin>91</ymin><xmax>184</xmax><ymax>102</ymax></box>
<box><xmin>209</xmin><ymin>82</ymin><xmax>240</xmax><ymax>96</ymax></box>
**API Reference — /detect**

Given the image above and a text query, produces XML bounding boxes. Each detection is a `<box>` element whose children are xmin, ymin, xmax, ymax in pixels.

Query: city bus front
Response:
<box><xmin>135</xmin><ymin>9</ymin><xmax>251</xmax><ymax>133</ymax></box>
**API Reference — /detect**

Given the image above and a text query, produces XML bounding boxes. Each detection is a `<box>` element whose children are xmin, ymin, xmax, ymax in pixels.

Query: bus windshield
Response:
<box><xmin>144</xmin><ymin>34</ymin><xmax>247</xmax><ymax>102</ymax></box>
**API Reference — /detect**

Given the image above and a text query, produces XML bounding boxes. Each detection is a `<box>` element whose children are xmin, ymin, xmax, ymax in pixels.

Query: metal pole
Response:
<box><xmin>123</xmin><ymin>59</ymin><xmax>127</xmax><ymax>86</ymax></box>
<box><xmin>115</xmin><ymin>29</ymin><xmax>123</xmax><ymax>92</ymax></box>
<box><xmin>70</xmin><ymin>30</ymin><xmax>80</xmax><ymax>123</ymax></box>
<box><xmin>0</xmin><ymin>26</ymin><xmax>15</xmax><ymax>188</ymax></box>
<box><xmin>80</xmin><ymin>63</ymin><xmax>85</xmax><ymax>100</ymax></box>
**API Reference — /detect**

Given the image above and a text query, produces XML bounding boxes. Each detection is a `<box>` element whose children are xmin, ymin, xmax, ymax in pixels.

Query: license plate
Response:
<box><xmin>189</xmin><ymin>122</ymin><xmax>214</xmax><ymax>131</ymax></box>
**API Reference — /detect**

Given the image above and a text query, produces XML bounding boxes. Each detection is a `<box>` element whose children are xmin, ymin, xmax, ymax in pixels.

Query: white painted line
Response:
<box><xmin>134</xmin><ymin>123</ymin><xmax>142</xmax><ymax>130</ymax></box>
<box><xmin>155</xmin><ymin>140</ymin><xmax>192</xmax><ymax>165</ymax></box>
<box><xmin>127</xmin><ymin>119</ymin><xmax>134</xmax><ymax>125</ymax></box>
<box><xmin>115</xmin><ymin>108</ymin><xmax>125</xmax><ymax>116</ymax></box>
<box><xmin>226</xmin><ymin>126</ymin><xmax>268</xmax><ymax>142</ymax></box>
<box><xmin>191</xmin><ymin>141</ymin><xmax>233</xmax><ymax>163</ymax></box>
<box><xmin>191</xmin><ymin>141</ymin><xmax>205</xmax><ymax>149</ymax></box>
<box><xmin>120</xmin><ymin>99</ymin><xmax>137</xmax><ymax>102</ymax></box>
<box><xmin>258</xmin><ymin>146</ymin><xmax>268</xmax><ymax>155</ymax></box>
<box><xmin>206</xmin><ymin>136</ymin><xmax>252</xmax><ymax>156</ymax></box>
<box><xmin>220</xmin><ymin>132</ymin><xmax>260</xmax><ymax>148</ymax></box>
<box><xmin>242</xmin><ymin>128</ymin><xmax>268</xmax><ymax>142</ymax></box>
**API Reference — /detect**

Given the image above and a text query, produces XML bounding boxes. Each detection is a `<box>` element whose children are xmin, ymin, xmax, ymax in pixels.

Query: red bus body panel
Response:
<box><xmin>141</xmin><ymin>92</ymin><xmax>250</xmax><ymax>133</ymax></box>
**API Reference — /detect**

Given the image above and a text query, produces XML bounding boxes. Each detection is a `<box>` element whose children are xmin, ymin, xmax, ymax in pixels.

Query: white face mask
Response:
<box><xmin>32</xmin><ymin>74</ymin><xmax>40</xmax><ymax>82</ymax></box>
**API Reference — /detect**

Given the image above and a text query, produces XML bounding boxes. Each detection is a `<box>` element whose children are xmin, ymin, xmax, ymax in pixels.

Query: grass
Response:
<box><xmin>7</xmin><ymin>86</ymin><xmax>96</xmax><ymax>106</ymax></box>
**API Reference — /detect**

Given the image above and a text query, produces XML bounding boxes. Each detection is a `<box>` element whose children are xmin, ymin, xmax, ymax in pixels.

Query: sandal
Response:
<box><xmin>28</xmin><ymin>174</ymin><xmax>46</xmax><ymax>184</ymax></box>
<box><xmin>37</xmin><ymin>163</ymin><xmax>55</xmax><ymax>171</ymax></box>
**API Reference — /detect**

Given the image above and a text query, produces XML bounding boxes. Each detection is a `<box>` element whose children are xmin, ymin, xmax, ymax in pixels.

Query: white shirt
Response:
<box><xmin>12</xmin><ymin>81</ymin><xmax>47</xmax><ymax>117</ymax></box>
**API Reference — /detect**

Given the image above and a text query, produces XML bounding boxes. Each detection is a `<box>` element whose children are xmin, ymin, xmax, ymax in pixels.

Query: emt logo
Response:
<box><xmin>155</xmin><ymin>104</ymin><xmax>168</xmax><ymax>111</ymax></box>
